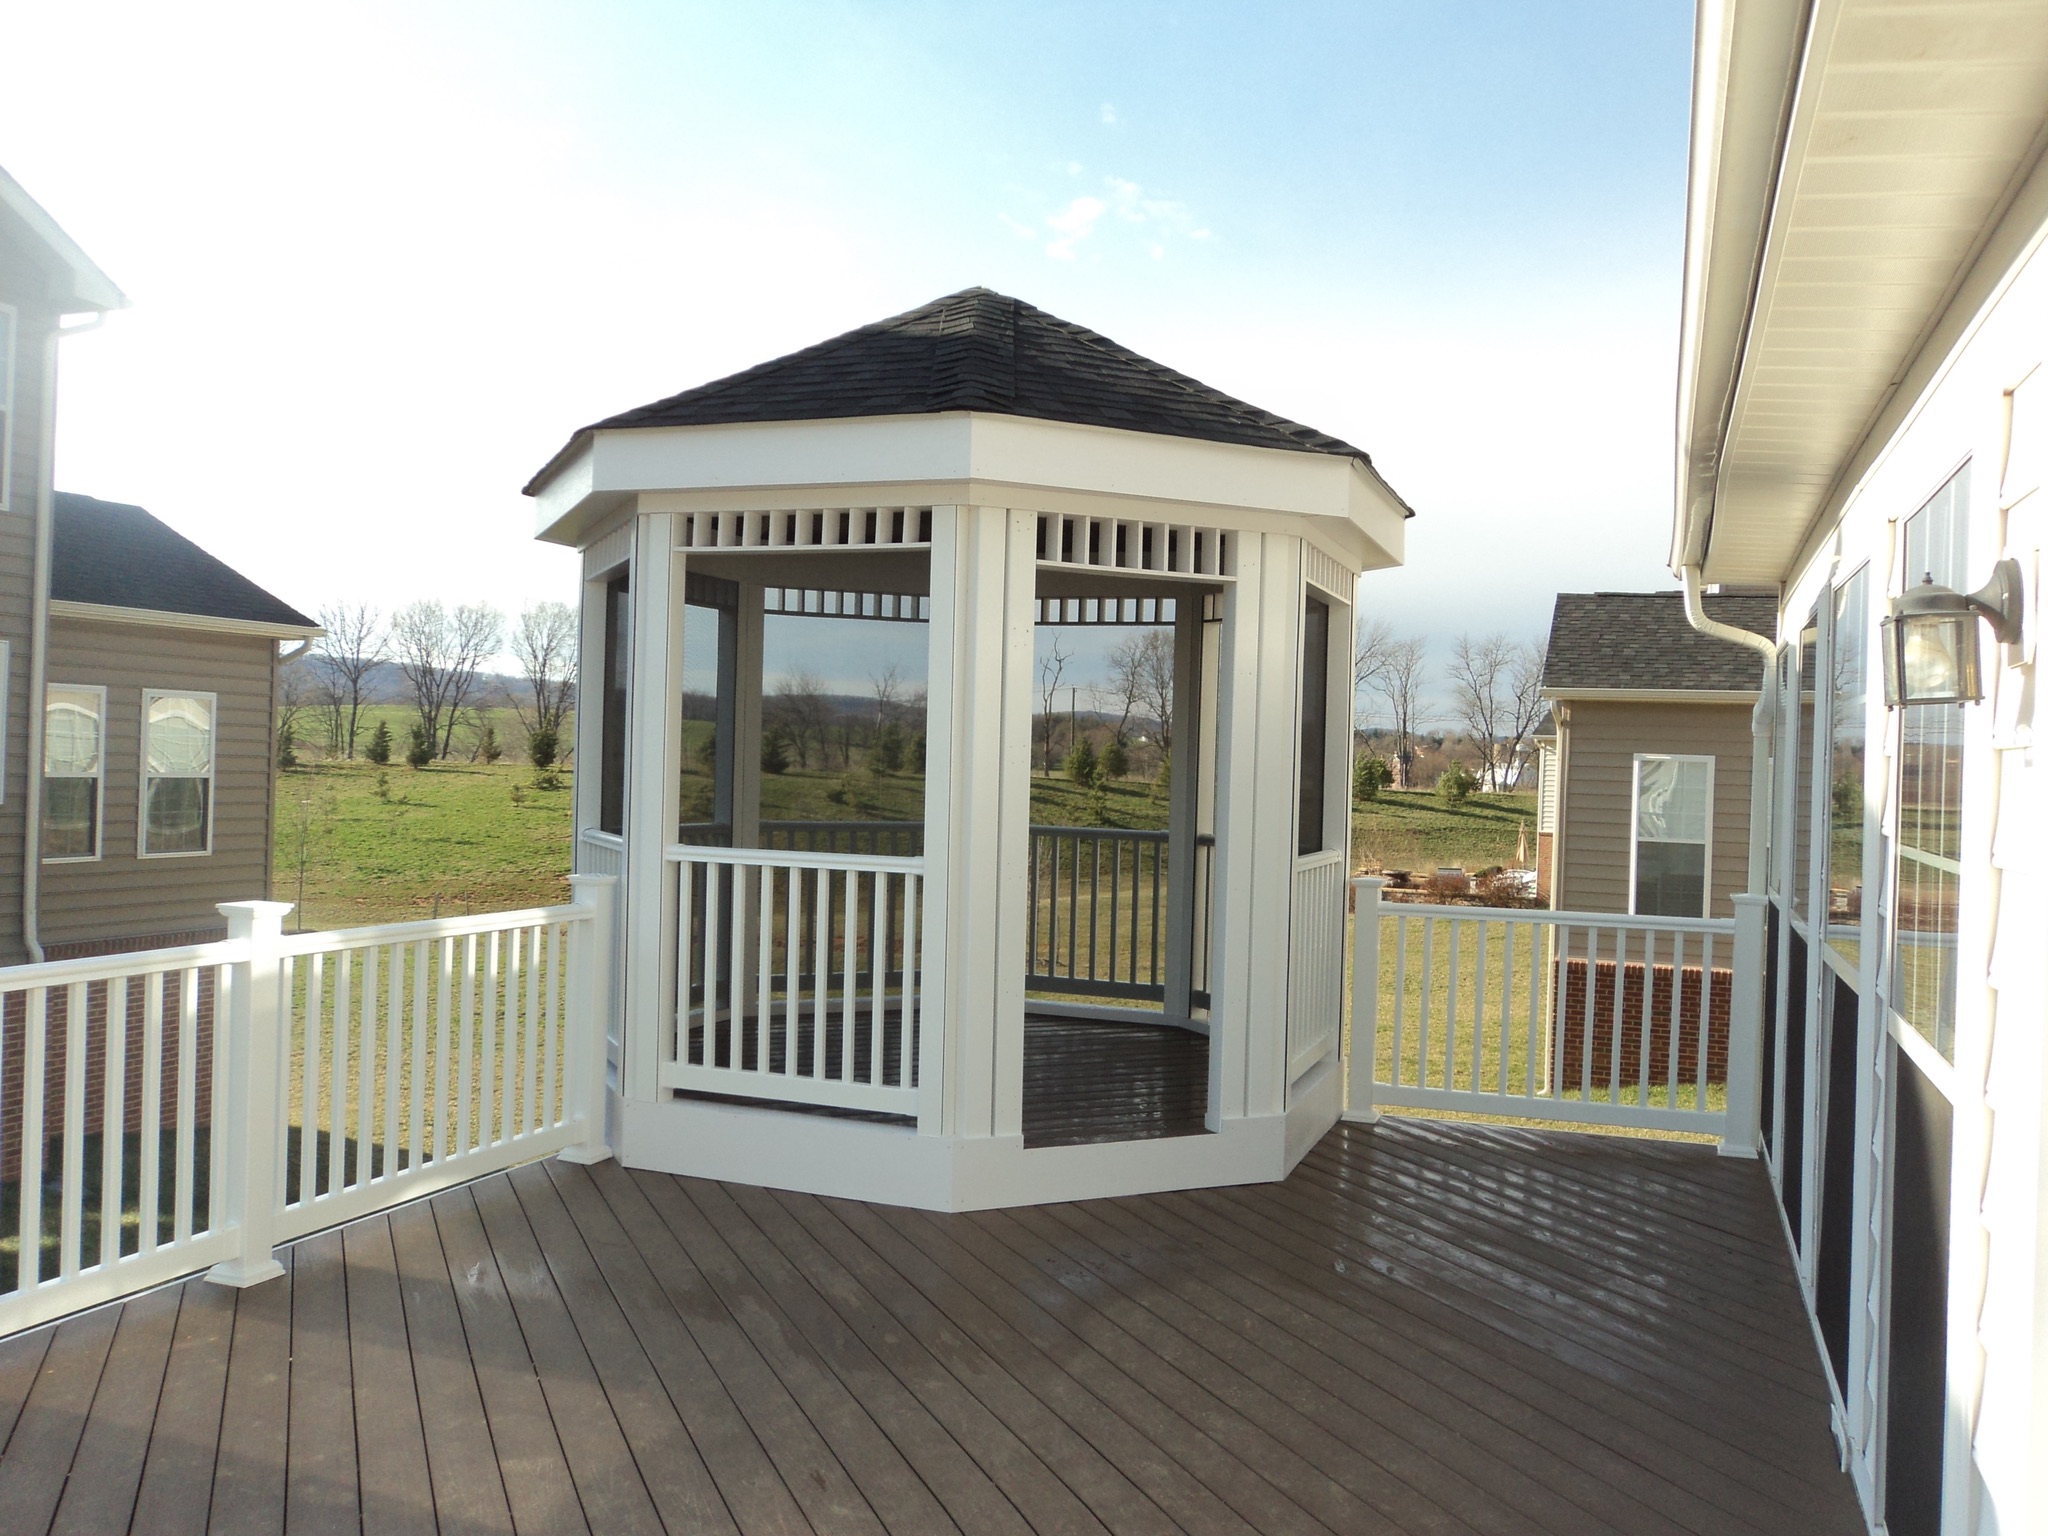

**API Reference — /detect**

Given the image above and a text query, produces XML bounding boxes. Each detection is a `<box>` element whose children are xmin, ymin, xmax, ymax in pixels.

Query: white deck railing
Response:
<box><xmin>0</xmin><ymin>878</ymin><xmax>613</xmax><ymax>1337</ymax></box>
<box><xmin>1348</xmin><ymin>879</ymin><xmax>1765</xmax><ymax>1148</ymax></box>
<box><xmin>663</xmin><ymin>845</ymin><xmax>925</xmax><ymax>1117</ymax></box>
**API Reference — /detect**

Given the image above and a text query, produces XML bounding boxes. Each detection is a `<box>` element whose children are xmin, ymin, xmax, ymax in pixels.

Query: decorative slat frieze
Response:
<box><xmin>1034</xmin><ymin>513</ymin><xmax>1233</xmax><ymax>578</ymax></box>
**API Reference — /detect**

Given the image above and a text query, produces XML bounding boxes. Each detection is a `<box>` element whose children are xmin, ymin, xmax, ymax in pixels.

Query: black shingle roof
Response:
<box><xmin>53</xmin><ymin>493</ymin><xmax>318</xmax><ymax>631</ymax></box>
<box><xmin>1542</xmin><ymin>591</ymin><xmax>1775</xmax><ymax>693</ymax></box>
<box><xmin>527</xmin><ymin>288</ymin><xmax>1396</xmax><ymax>498</ymax></box>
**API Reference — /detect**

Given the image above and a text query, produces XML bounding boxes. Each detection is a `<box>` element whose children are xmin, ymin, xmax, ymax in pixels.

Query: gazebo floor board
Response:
<box><xmin>0</xmin><ymin>1119</ymin><xmax>1867</xmax><ymax>1536</ymax></box>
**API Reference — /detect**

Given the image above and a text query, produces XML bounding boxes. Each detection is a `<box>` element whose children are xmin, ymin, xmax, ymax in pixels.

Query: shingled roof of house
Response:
<box><xmin>527</xmin><ymin>287</ymin><xmax>1400</xmax><ymax>499</ymax></box>
<box><xmin>53</xmin><ymin>493</ymin><xmax>318</xmax><ymax>632</ymax></box>
<box><xmin>1541</xmin><ymin>591</ymin><xmax>1776</xmax><ymax>693</ymax></box>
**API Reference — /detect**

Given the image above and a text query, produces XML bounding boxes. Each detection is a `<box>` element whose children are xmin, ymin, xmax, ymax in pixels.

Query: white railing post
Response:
<box><xmin>206</xmin><ymin>900</ymin><xmax>293</xmax><ymax>1288</ymax></box>
<box><xmin>558</xmin><ymin>874</ymin><xmax>617</xmax><ymax>1165</ymax></box>
<box><xmin>1345</xmin><ymin>877</ymin><xmax>1385</xmax><ymax>1122</ymax></box>
<box><xmin>1721</xmin><ymin>893</ymin><xmax>1768</xmax><ymax>1158</ymax></box>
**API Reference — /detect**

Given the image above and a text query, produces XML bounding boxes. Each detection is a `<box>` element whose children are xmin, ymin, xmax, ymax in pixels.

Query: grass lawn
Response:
<box><xmin>1351</xmin><ymin>789</ymin><xmax>1535</xmax><ymax>876</ymax></box>
<box><xmin>274</xmin><ymin>757</ymin><xmax>575</xmax><ymax>931</ymax></box>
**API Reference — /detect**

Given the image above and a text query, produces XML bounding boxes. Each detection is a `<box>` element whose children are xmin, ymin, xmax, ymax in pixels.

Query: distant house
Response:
<box><xmin>1537</xmin><ymin>590</ymin><xmax>1772</xmax><ymax>919</ymax></box>
<box><xmin>0</xmin><ymin>167</ymin><xmax>317</xmax><ymax>959</ymax></box>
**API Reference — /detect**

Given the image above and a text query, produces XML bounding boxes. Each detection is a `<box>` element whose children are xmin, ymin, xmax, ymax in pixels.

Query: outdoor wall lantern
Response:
<box><xmin>1880</xmin><ymin>558</ymin><xmax>2025</xmax><ymax>707</ymax></box>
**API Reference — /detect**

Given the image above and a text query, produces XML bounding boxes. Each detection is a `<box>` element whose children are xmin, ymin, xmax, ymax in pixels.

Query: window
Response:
<box><xmin>1632</xmin><ymin>755</ymin><xmax>1712</xmax><ymax>917</ymax></box>
<box><xmin>0</xmin><ymin>302</ymin><xmax>14</xmax><ymax>512</ymax></box>
<box><xmin>1297</xmin><ymin>593</ymin><xmax>1331</xmax><ymax>856</ymax></box>
<box><xmin>1891</xmin><ymin>467</ymin><xmax>1969</xmax><ymax>1060</ymax></box>
<box><xmin>142</xmin><ymin>692</ymin><xmax>215</xmax><ymax>855</ymax></box>
<box><xmin>1825</xmin><ymin>569</ymin><xmax>1869</xmax><ymax>967</ymax></box>
<box><xmin>598</xmin><ymin>573</ymin><xmax>630</xmax><ymax>836</ymax></box>
<box><xmin>42</xmin><ymin>684</ymin><xmax>104</xmax><ymax>860</ymax></box>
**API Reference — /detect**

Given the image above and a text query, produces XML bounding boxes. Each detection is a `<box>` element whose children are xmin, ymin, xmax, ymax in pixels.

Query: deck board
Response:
<box><xmin>0</xmin><ymin>1119</ymin><xmax>1868</xmax><ymax>1535</ymax></box>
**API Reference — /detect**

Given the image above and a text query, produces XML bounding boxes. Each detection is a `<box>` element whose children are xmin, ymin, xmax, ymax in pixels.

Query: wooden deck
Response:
<box><xmin>0</xmin><ymin>1118</ymin><xmax>1864</xmax><ymax>1535</ymax></box>
<box><xmin>1023</xmin><ymin>1017</ymin><xmax>1208</xmax><ymax>1148</ymax></box>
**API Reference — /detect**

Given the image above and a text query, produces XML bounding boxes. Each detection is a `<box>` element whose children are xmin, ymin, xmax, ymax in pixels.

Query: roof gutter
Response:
<box><xmin>1681</xmin><ymin>561</ymin><xmax>1778</xmax><ymax>896</ymax></box>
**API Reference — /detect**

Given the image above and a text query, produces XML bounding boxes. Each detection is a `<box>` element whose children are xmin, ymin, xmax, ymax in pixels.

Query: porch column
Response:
<box><xmin>621</xmin><ymin>507</ymin><xmax>686</xmax><ymax>1104</ymax></box>
<box><xmin>920</xmin><ymin>504</ymin><xmax>1035</xmax><ymax>1140</ymax></box>
<box><xmin>1208</xmin><ymin>531</ymin><xmax>1303</xmax><ymax>1125</ymax></box>
<box><xmin>1162</xmin><ymin>592</ymin><xmax>1204</xmax><ymax>1024</ymax></box>
<box><xmin>732</xmin><ymin>582</ymin><xmax>765</xmax><ymax>847</ymax></box>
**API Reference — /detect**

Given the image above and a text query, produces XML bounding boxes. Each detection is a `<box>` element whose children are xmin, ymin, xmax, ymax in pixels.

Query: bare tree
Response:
<box><xmin>1448</xmin><ymin>633</ymin><xmax>1516</xmax><ymax>789</ymax></box>
<box><xmin>1353</xmin><ymin>616</ymin><xmax>1394</xmax><ymax>711</ymax></box>
<box><xmin>769</xmin><ymin>672</ymin><xmax>830</xmax><ymax>769</ymax></box>
<box><xmin>277</xmin><ymin>647</ymin><xmax>314</xmax><ymax>754</ymax></box>
<box><xmin>870</xmin><ymin>663</ymin><xmax>904</xmax><ymax>728</ymax></box>
<box><xmin>1500</xmin><ymin>640</ymin><xmax>1549</xmax><ymax>790</ymax></box>
<box><xmin>1036</xmin><ymin>636</ymin><xmax>1072</xmax><ymax>774</ymax></box>
<box><xmin>511</xmin><ymin>601</ymin><xmax>578</xmax><ymax>749</ymax></box>
<box><xmin>391</xmin><ymin>600</ymin><xmax>504</xmax><ymax>759</ymax></box>
<box><xmin>312</xmin><ymin>602</ymin><xmax>385</xmax><ymax>759</ymax></box>
<box><xmin>1367</xmin><ymin>636</ymin><xmax>1430</xmax><ymax>788</ymax></box>
<box><xmin>1104</xmin><ymin>633</ymin><xmax>1148</xmax><ymax>746</ymax></box>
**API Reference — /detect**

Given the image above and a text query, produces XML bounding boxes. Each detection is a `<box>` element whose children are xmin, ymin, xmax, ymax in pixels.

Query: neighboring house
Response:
<box><xmin>1530</xmin><ymin>704</ymin><xmax>1558</xmax><ymax>899</ymax></box>
<box><xmin>1676</xmin><ymin>6</ymin><xmax>2048</xmax><ymax>1533</ymax></box>
<box><xmin>0</xmin><ymin>167</ymin><xmax>316</xmax><ymax>961</ymax></box>
<box><xmin>1538</xmin><ymin>589</ymin><xmax>1772</xmax><ymax>920</ymax></box>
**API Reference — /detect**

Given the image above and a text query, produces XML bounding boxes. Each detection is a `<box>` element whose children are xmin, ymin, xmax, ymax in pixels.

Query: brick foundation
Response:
<box><xmin>1552</xmin><ymin>957</ymin><xmax>1732</xmax><ymax>1090</ymax></box>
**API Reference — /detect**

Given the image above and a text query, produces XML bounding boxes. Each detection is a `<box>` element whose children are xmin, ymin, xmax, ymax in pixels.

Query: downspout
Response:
<box><xmin>1681</xmin><ymin>560</ymin><xmax>1778</xmax><ymax>897</ymax></box>
<box><xmin>22</xmin><ymin>312</ymin><xmax>109</xmax><ymax>963</ymax></box>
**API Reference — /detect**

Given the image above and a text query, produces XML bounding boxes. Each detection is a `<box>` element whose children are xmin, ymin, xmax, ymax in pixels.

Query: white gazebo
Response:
<box><xmin>526</xmin><ymin>289</ymin><xmax>1408</xmax><ymax>1210</ymax></box>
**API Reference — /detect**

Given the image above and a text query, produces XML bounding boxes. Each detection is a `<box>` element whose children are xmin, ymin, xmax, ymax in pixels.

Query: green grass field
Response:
<box><xmin>1351</xmin><ymin>789</ymin><xmax>1535</xmax><ymax>875</ymax></box>
<box><xmin>274</xmin><ymin>756</ymin><xmax>575</xmax><ymax>931</ymax></box>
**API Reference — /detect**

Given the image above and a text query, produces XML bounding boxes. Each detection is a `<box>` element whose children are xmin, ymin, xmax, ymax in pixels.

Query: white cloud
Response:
<box><xmin>1034</xmin><ymin>176</ymin><xmax>1208</xmax><ymax>261</ymax></box>
<box><xmin>1099</xmin><ymin>103</ymin><xmax>1117</xmax><ymax>126</ymax></box>
<box><xmin>1045</xmin><ymin>195</ymin><xmax>1107</xmax><ymax>260</ymax></box>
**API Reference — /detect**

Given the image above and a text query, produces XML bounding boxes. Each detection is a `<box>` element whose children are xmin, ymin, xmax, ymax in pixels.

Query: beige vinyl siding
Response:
<box><xmin>1553</xmin><ymin>698</ymin><xmax>1754</xmax><ymax>919</ymax></box>
<box><xmin>38</xmin><ymin>617</ymin><xmax>276</xmax><ymax>947</ymax></box>
<box><xmin>0</xmin><ymin>230</ymin><xmax>59</xmax><ymax>964</ymax></box>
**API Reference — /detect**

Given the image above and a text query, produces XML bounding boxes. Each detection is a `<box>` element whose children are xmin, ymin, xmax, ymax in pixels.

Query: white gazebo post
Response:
<box><xmin>919</xmin><ymin>504</ymin><xmax>1036</xmax><ymax>1141</ymax></box>
<box><xmin>620</xmin><ymin>506</ymin><xmax>686</xmax><ymax>1104</ymax></box>
<box><xmin>1161</xmin><ymin>592</ymin><xmax>1206</xmax><ymax>1027</ymax></box>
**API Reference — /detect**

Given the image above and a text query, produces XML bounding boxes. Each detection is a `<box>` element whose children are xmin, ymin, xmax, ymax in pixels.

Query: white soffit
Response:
<box><xmin>1702</xmin><ymin>0</ymin><xmax>2048</xmax><ymax>583</ymax></box>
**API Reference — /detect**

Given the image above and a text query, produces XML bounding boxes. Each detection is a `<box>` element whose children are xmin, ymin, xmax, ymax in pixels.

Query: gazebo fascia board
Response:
<box><xmin>532</xmin><ymin>410</ymin><xmax>1405</xmax><ymax>571</ymax></box>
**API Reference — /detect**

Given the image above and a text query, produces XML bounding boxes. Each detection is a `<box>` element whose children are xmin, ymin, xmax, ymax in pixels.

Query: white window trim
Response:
<box><xmin>42</xmin><ymin>681</ymin><xmax>106</xmax><ymax>864</ymax></box>
<box><xmin>1627</xmin><ymin>752</ymin><xmax>1716</xmax><ymax>918</ymax></box>
<box><xmin>138</xmin><ymin>689</ymin><xmax>219</xmax><ymax>859</ymax></box>
<box><xmin>0</xmin><ymin>300</ymin><xmax>15</xmax><ymax>514</ymax></box>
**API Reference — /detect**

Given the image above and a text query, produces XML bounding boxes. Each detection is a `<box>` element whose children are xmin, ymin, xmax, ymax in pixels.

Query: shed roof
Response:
<box><xmin>53</xmin><ymin>493</ymin><xmax>318</xmax><ymax>632</ymax></box>
<box><xmin>1542</xmin><ymin>591</ymin><xmax>1775</xmax><ymax>694</ymax></box>
<box><xmin>527</xmin><ymin>287</ymin><xmax>1398</xmax><ymax>500</ymax></box>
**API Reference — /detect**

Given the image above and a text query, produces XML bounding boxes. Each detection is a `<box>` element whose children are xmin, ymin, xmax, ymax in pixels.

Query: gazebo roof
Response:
<box><xmin>527</xmin><ymin>288</ymin><xmax>1376</xmax><ymax>495</ymax></box>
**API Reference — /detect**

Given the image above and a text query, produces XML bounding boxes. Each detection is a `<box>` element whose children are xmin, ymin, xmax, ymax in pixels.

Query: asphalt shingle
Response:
<box><xmin>1542</xmin><ymin>590</ymin><xmax>1775</xmax><ymax>693</ymax></box>
<box><xmin>53</xmin><ymin>492</ymin><xmax>317</xmax><ymax>630</ymax></box>
<box><xmin>528</xmin><ymin>288</ymin><xmax>1388</xmax><ymax>493</ymax></box>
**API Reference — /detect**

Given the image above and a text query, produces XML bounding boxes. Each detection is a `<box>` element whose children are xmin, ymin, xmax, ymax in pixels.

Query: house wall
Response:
<box><xmin>1551</xmin><ymin>698</ymin><xmax>1753</xmax><ymax>919</ymax></box>
<box><xmin>1756</xmin><ymin>178</ymin><xmax>2048</xmax><ymax>1533</ymax></box>
<box><xmin>37</xmin><ymin>616</ymin><xmax>276</xmax><ymax>949</ymax></box>
<box><xmin>0</xmin><ymin>224</ymin><xmax>60</xmax><ymax>966</ymax></box>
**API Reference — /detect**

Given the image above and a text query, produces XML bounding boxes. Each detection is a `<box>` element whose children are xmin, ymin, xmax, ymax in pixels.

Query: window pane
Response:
<box><xmin>44</xmin><ymin>687</ymin><xmax>101</xmax><ymax>776</ymax></box>
<box><xmin>1636</xmin><ymin>757</ymin><xmax>1709</xmax><ymax>844</ymax></box>
<box><xmin>146</xmin><ymin>695</ymin><xmax>213</xmax><ymax>776</ymax></box>
<box><xmin>146</xmin><ymin>777</ymin><xmax>210</xmax><ymax>854</ymax></box>
<box><xmin>1298</xmin><ymin>595</ymin><xmax>1330</xmax><ymax>857</ymax></box>
<box><xmin>1793</xmin><ymin>610</ymin><xmax>1818</xmax><ymax>914</ymax></box>
<box><xmin>1891</xmin><ymin>467</ymin><xmax>1968</xmax><ymax>1060</ymax></box>
<box><xmin>599</xmin><ymin>574</ymin><xmax>630</xmax><ymax>836</ymax></box>
<box><xmin>41</xmin><ymin>777</ymin><xmax>97</xmax><ymax>859</ymax></box>
<box><xmin>1636</xmin><ymin>841</ymin><xmax>1706</xmax><ymax>917</ymax></box>
<box><xmin>1825</xmin><ymin>570</ymin><xmax>1868</xmax><ymax>968</ymax></box>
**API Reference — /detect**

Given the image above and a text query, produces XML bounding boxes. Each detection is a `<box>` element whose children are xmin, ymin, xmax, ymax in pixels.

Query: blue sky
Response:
<box><xmin>0</xmin><ymin>1</ymin><xmax>1693</xmax><ymax>704</ymax></box>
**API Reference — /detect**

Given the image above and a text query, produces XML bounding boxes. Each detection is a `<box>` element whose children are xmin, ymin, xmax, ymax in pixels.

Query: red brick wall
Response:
<box><xmin>2</xmin><ymin>960</ymin><xmax>218</xmax><ymax>1182</ymax></box>
<box><xmin>1552</xmin><ymin>957</ymin><xmax>1731</xmax><ymax>1090</ymax></box>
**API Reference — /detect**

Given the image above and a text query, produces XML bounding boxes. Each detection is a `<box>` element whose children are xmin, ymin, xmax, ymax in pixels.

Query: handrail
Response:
<box><xmin>665</xmin><ymin>842</ymin><xmax>924</xmax><ymax>873</ymax></box>
<box><xmin>0</xmin><ymin>936</ymin><xmax>250</xmax><ymax>988</ymax></box>
<box><xmin>1380</xmin><ymin>897</ymin><xmax>1738</xmax><ymax>935</ymax></box>
<box><xmin>273</xmin><ymin>900</ymin><xmax>589</xmax><ymax>957</ymax></box>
